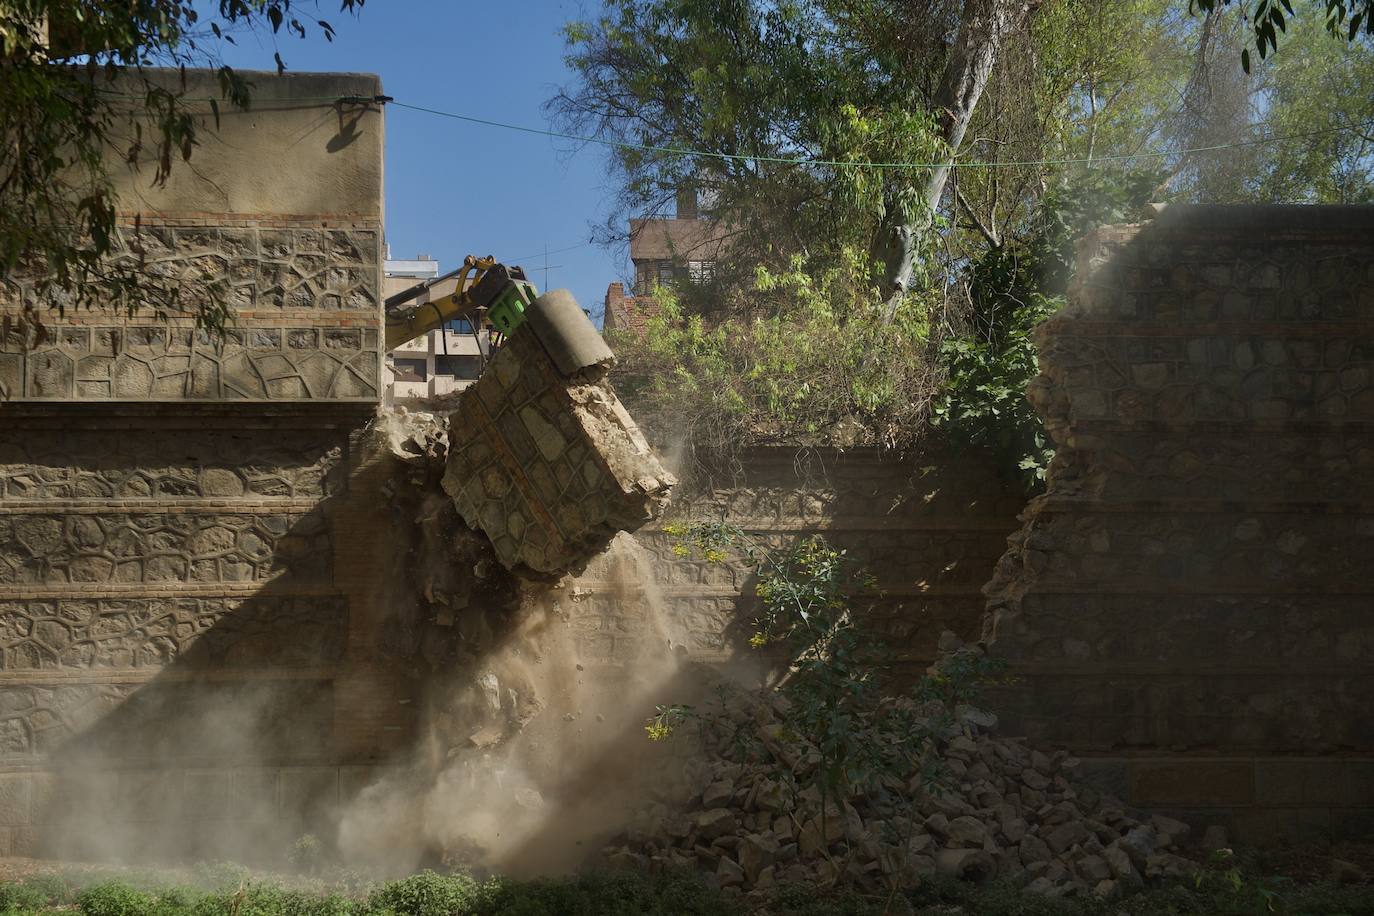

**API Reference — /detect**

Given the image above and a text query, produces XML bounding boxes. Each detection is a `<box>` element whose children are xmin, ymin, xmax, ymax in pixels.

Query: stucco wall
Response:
<box><xmin>0</xmin><ymin>69</ymin><xmax>384</xmax><ymax>404</ymax></box>
<box><xmin>983</xmin><ymin>204</ymin><xmax>1374</xmax><ymax>842</ymax></box>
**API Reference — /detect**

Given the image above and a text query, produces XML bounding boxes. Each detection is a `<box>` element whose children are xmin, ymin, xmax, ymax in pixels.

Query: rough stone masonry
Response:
<box><xmin>441</xmin><ymin>291</ymin><xmax>675</xmax><ymax>575</ymax></box>
<box><xmin>983</xmin><ymin>204</ymin><xmax>1374</xmax><ymax>843</ymax></box>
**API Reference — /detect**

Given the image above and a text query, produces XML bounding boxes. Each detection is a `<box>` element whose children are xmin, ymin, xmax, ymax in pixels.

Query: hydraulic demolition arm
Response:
<box><xmin>383</xmin><ymin>255</ymin><xmax>541</xmax><ymax>351</ymax></box>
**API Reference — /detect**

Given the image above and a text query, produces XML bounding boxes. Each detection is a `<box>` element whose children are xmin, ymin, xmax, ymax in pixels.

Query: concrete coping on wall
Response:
<box><xmin>1142</xmin><ymin>203</ymin><xmax>1374</xmax><ymax>235</ymax></box>
<box><xmin>524</xmin><ymin>289</ymin><xmax>615</xmax><ymax>378</ymax></box>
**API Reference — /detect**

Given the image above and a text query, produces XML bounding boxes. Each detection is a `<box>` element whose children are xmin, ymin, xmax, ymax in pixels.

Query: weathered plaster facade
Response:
<box><xmin>984</xmin><ymin>205</ymin><xmax>1374</xmax><ymax>841</ymax></box>
<box><xmin>0</xmin><ymin>70</ymin><xmax>383</xmax><ymax>404</ymax></box>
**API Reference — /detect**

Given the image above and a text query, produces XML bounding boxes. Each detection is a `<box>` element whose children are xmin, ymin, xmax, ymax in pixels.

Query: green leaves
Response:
<box><xmin>0</xmin><ymin>0</ymin><xmax>364</xmax><ymax>337</ymax></box>
<box><xmin>1190</xmin><ymin>0</ymin><xmax>1374</xmax><ymax>70</ymax></box>
<box><xmin>609</xmin><ymin>250</ymin><xmax>935</xmax><ymax>456</ymax></box>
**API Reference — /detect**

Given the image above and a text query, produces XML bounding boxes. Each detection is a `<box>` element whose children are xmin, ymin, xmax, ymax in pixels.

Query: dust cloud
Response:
<box><xmin>336</xmin><ymin>533</ymin><xmax>704</xmax><ymax>877</ymax></box>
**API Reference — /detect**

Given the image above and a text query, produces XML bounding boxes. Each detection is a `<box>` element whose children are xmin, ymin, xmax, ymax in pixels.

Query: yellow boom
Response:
<box><xmin>384</xmin><ymin>255</ymin><xmax>490</xmax><ymax>351</ymax></box>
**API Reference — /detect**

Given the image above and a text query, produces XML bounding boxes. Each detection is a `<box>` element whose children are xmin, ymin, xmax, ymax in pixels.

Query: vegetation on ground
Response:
<box><xmin>0</xmin><ymin>864</ymin><xmax>1370</xmax><ymax>915</ymax></box>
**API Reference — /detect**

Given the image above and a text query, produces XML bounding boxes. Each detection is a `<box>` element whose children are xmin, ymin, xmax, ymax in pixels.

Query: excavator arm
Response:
<box><xmin>384</xmin><ymin>255</ymin><xmax>541</xmax><ymax>351</ymax></box>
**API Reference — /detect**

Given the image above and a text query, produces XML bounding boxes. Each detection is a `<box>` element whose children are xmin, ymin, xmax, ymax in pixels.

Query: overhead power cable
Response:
<box><xmin>94</xmin><ymin>88</ymin><xmax>1374</xmax><ymax>172</ymax></box>
<box><xmin>508</xmin><ymin>240</ymin><xmax>593</xmax><ymax>262</ymax></box>
<box><xmin>387</xmin><ymin>99</ymin><xmax>1374</xmax><ymax>171</ymax></box>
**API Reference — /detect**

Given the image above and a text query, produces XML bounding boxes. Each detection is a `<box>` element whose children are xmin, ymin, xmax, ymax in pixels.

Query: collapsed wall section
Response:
<box><xmin>441</xmin><ymin>304</ymin><xmax>675</xmax><ymax>576</ymax></box>
<box><xmin>983</xmin><ymin>204</ymin><xmax>1374</xmax><ymax>841</ymax></box>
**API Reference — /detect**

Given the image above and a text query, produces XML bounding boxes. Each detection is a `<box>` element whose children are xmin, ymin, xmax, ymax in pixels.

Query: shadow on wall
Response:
<box><xmin>8</xmin><ymin>424</ymin><xmax>735</xmax><ymax>873</ymax></box>
<box><xmin>0</xmin><ymin>417</ymin><xmax>413</xmax><ymax>867</ymax></box>
<box><xmin>30</xmin><ymin>575</ymin><xmax>350</xmax><ymax>865</ymax></box>
<box><xmin>7</xmin><ymin>427</ymin><xmax>1027</xmax><ymax>870</ymax></box>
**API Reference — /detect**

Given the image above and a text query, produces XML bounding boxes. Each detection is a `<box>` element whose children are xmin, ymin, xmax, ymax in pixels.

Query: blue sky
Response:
<box><xmin>223</xmin><ymin>1</ymin><xmax>622</xmax><ymax>324</ymax></box>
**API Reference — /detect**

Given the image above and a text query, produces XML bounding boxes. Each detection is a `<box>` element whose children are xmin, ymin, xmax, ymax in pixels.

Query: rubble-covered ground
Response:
<box><xmin>597</xmin><ymin>675</ymin><xmax>1207</xmax><ymax>910</ymax></box>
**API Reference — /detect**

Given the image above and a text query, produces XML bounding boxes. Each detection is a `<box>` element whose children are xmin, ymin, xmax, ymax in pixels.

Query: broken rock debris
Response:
<box><xmin>600</xmin><ymin>680</ymin><xmax>1196</xmax><ymax>901</ymax></box>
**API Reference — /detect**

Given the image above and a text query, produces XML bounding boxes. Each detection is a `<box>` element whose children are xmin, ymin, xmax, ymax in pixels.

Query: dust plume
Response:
<box><xmin>336</xmin><ymin>533</ymin><xmax>702</xmax><ymax>876</ymax></box>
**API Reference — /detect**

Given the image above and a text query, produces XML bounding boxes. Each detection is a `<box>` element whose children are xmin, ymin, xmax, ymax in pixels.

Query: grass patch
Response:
<box><xmin>0</xmin><ymin>865</ymin><xmax>1369</xmax><ymax>915</ymax></box>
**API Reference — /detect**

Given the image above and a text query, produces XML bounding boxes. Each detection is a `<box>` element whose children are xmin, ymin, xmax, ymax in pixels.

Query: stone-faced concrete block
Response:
<box><xmin>1344</xmin><ymin>761</ymin><xmax>1374</xmax><ymax>806</ymax></box>
<box><xmin>440</xmin><ymin>323</ymin><xmax>674</xmax><ymax>575</ymax></box>
<box><xmin>0</xmin><ymin>775</ymin><xmax>31</xmax><ymax>827</ymax></box>
<box><xmin>1231</xmin><ymin>807</ymin><xmax>1332</xmax><ymax>846</ymax></box>
<box><xmin>1131</xmin><ymin>761</ymin><xmax>1254</xmax><ymax>807</ymax></box>
<box><xmin>1255</xmin><ymin>759</ymin><xmax>1346</xmax><ymax>807</ymax></box>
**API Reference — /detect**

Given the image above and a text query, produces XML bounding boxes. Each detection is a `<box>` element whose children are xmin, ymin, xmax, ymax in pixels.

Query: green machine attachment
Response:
<box><xmin>470</xmin><ymin>263</ymin><xmax>540</xmax><ymax>335</ymax></box>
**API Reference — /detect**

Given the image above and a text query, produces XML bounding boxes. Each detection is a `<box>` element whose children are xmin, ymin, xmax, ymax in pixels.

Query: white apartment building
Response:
<box><xmin>383</xmin><ymin>253</ymin><xmax>492</xmax><ymax>406</ymax></box>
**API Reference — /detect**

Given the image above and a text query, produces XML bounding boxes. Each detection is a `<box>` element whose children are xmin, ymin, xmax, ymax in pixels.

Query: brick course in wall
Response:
<box><xmin>983</xmin><ymin>204</ymin><xmax>1374</xmax><ymax>842</ymax></box>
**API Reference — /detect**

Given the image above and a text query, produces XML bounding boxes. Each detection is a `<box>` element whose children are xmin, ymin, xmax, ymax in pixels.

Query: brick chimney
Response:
<box><xmin>676</xmin><ymin>187</ymin><xmax>698</xmax><ymax>221</ymax></box>
<box><xmin>603</xmin><ymin>282</ymin><xmax>626</xmax><ymax>332</ymax></box>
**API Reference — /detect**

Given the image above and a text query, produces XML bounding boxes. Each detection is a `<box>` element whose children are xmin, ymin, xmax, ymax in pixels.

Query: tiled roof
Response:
<box><xmin>628</xmin><ymin>217</ymin><xmax>730</xmax><ymax>261</ymax></box>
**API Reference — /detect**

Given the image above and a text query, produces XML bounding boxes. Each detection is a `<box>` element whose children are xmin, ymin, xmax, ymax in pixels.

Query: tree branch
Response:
<box><xmin>955</xmin><ymin>184</ymin><xmax>1001</xmax><ymax>249</ymax></box>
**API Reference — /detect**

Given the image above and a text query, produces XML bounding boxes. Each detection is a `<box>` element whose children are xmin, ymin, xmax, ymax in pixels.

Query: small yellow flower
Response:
<box><xmin>704</xmin><ymin>548</ymin><xmax>726</xmax><ymax>564</ymax></box>
<box><xmin>645</xmin><ymin>722</ymin><xmax>672</xmax><ymax>741</ymax></box>
<box><xmin>749</xmin><ymin>632</ymin><xmax>769</xmax><ymax>648</ymax></box>
<box><xmin>671</xmin><ymin>544</ymin><xmax>690</xmax><ymax>558</ymax></box>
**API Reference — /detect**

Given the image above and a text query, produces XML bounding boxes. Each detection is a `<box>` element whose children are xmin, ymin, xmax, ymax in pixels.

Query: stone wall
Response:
<box><xmin>441</xmin><ymin>310</ymin><xmax>673</xmax><ymax>576</ymax></box>
<box><xmin>0</xmin><ymin>409</ymin><xmax>414</xmax><ymax>861</ymax></box>
<box><xmin>0</xmin><ymin>71</ymin><xmax>407</xmax><ymax>862</ymax></box>
<box><xmin>574</xmin><ymin>446</ymin><xmax>1027</xmax><ymax>670</ymax></box>
<box><xmin>984</xmin><ymin>204</ymin><xmax>1374</xmax><ymax>842</ymax></box>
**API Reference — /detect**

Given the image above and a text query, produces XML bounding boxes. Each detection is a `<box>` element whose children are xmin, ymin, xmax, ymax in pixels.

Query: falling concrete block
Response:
<box><xmin>441</xmin><ymin>290</ymin><xmax>675</xmax><ymax>575</ymax></box>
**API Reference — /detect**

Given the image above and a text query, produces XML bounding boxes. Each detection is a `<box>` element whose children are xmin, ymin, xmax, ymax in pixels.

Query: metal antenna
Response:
<box><xmin>538</xmin><ymin>242</ymin><xmax>564</xmax><ymax>291</ymax></box>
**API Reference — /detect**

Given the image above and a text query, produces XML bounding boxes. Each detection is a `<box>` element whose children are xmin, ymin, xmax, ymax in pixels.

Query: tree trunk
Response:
<box><xmin>879</xmin><ymin>0</ymin><xmax>1033</xmax><ymax>322</ymax></box>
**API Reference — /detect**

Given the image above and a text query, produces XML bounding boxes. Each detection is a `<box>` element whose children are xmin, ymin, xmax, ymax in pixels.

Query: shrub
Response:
<box><xmin>192</xmin><ymin>861</ymin><xmax>253</xmax><ymax>893</ymax></box>
<box><xmin>12</xmin><ymin>873</ymin><xmax>71</xmax><ymax>908</ymax></box>
<box><xmin>609</xmin><ymin>251</ymin><xmax>939</xmax><ymax>466</ymax></box>
<box><xmin>289</xmin><ymin>835</ymin><xmax>325</xmax><ymax>875</ymax></box>
<box><xmin>0</xmin><ymin>881</ymin><xmax>48</xmax><ymax>915</ymax></box>
<box><xmin>364</xmin><ymin>871</ymin><xmax>482</xmax><ymax>916</ymax></box>
<box><xmin>76</xmin><ymin>881</ymin><xmax>156</xmax><ymax>916</ymax></box>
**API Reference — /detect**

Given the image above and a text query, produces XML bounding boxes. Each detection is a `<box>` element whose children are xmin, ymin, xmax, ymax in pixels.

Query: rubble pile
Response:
<box><xmin>600</xmin><ymin>680</ymin><xmax>1197</xmax><ymax>902</ymax></box>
